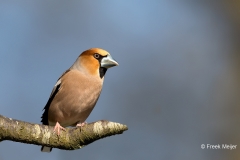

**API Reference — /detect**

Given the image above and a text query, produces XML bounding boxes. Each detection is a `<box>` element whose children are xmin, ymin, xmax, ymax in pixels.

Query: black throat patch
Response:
<box><xmin>94</xmin><ymin>54</ymin><xmax>107</xmax><ymax>79</ymax></box>
<box><xmin>99</xmin><ymin>67</ymin><xmax>107</xmax><ymax>78</ymax></box>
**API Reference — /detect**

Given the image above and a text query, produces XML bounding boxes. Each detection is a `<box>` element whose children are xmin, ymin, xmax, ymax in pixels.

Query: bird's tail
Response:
<box><xmin>41</xmin><ymin>146</ymin><xmax>52</xmax><ymax>152</ymax></box>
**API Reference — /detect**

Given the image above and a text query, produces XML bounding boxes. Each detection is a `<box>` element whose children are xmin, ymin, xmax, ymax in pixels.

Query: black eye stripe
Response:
<box><xmin>93</xmin><ymin>53</ymin><xmax>107</xmax><ymax>61</ymax></box>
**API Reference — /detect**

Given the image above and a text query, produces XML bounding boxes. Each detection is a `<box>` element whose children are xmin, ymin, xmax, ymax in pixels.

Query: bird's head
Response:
<box><xmin>71</xmin><ymin>48</ymin><xmax>118</xmax><ymax>78</ymax></box>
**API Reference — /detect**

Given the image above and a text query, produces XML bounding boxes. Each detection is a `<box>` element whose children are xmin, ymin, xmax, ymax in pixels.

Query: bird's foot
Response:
<box><xmin>76</xmin><ymin>121</ymin><xmax>87</xmax><ymax>127</ymax></box>
<box><xmin>76</xmin><ymin>122</ymin><xmax>87</xmax><ymax>131</ymax></box>
<box><xmin>53</xmin><ymin>122</ymin><xmax>66</xmax><ymax>135</ymax></box>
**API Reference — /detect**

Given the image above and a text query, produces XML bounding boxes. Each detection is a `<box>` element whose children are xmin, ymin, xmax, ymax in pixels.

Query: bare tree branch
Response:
<box><xmin>0</xmin><ymin>115</ymin><xmax>128</xmax><ymax>150</ymax></box>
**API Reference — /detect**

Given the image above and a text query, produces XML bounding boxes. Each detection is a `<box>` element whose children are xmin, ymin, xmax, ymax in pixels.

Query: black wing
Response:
<box><xmin>41</xmin><ymin>80</ymin><xmax>61</xmax><ymax>125</ymax></box>
<box><xmin>41</xmin><ymin>69</ymin><xmax>71</xmax><ymax>125</ymax></box>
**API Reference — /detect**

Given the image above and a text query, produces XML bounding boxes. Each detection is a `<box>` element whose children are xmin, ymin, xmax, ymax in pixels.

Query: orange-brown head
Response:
<box><xmin>71</xmin><ymin>48</ymin><xmax>118</xmax><ymax>78</ymax></box>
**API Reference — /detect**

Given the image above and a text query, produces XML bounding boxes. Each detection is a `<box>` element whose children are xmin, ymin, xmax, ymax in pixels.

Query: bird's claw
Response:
<box><xmin>76</xmin><ymin>121</ymin><xmax>87</xmax><ymax>127</ymax></box>
<box><xmin>53</xmin><ymin>122</ymin><xmax>66</xmax><ymax>135</ymax></box>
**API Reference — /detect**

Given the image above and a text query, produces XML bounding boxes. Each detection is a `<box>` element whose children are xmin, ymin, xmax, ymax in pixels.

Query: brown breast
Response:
<box><xmin>48</xmin><ymin>69</ymin><xmax>103</xmax><ymax>127</ymax></box>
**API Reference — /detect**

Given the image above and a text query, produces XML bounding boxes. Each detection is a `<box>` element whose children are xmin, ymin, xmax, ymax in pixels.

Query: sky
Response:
<box><xmin>0</xmin><ymin>1</ymin><xmax>240</xmax><ymax>160</ymax></box>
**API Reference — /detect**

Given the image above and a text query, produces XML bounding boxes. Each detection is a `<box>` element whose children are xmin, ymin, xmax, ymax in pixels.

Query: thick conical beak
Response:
<box><xmin>101</xmin><ymin>54</ymin><xmax>119</xmax><ymax>68</ymax></box>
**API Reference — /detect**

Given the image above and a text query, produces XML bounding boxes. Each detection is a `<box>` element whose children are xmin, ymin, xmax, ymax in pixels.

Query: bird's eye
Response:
<box><xmin>93</xmin><ymin>53</ymin><xmax>100</xmax><ymax>59</ymax></box>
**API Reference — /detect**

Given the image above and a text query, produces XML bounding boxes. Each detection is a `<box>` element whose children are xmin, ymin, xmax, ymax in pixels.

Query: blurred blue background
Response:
<box><xmin>1</xmin><ymin>1</ymin><xmax>240</xmax><ymax>160</ymax></box>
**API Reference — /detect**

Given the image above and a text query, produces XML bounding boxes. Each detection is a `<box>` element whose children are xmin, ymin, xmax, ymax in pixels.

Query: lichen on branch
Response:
<box><xmin>0</xmin><ymin>115</ymin><xmax>128</xmax><ymax>150</ymax></box>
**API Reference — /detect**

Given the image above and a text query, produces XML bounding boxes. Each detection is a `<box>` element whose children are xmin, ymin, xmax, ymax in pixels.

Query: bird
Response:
<box><xmin>40</xmin><ymin>48</ymin><xmax>118</xmax><ymax>152</ymax></box>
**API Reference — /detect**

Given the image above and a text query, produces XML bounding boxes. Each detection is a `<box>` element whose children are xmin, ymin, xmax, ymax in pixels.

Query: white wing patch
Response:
<box><xmin>55</xmin><ymin>79</ymin><xmax>61</xmax><ymax>86</ymax></box>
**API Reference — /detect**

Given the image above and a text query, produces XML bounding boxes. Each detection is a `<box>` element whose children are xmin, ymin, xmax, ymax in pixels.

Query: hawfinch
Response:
<box><xmin>40</xmin><ymin>48</ymin><xmax>118</xmax><ymax>152</ymax></box>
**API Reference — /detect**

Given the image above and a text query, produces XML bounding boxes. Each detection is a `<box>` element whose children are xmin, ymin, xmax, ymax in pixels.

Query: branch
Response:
<box><xmin>0</xmin><ymin>115</ymin><xmax>128</xmax><ymax>150</ymax></box>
